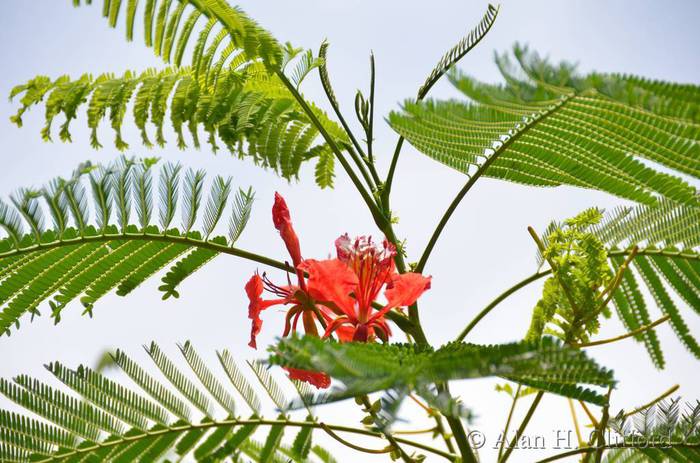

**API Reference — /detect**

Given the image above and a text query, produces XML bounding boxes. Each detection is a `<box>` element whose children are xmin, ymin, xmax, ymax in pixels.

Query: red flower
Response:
<box><xmin>302</xmin><ymin>235</ymin><xmax>432</xmax><ymax>342</ymax></box>
<box><xmin>245</xmin><ymin>193</ymin><xmax>332</xmax><ymax>388</ymax></box>
<box><xmin>246</xmin><ymin>194</ymin><xmax>326</xmax><ymax>349</ymax></box>
<box><xmin>285</xmin><ymin>367</ymin><xmax>332</xmax><ymax>389</ymax></box>
<box><xmin>244</xmin><ymin>195</ymin><xmax>432</xmax><ymax>388</ymax></box>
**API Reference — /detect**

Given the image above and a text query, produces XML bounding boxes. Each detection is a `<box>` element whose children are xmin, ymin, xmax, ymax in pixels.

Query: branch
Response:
<box><xmin>366</xmin><ymin>53</ymin><xmax>382</xmax><ymax>186</ymax></box>
<box><xmin>500</xmin><ymin>391</ymin><xmax>544</xmax><ymax>462</ymax></box>
<box><xmin>360</xmin><ymin>395</ymin><xmax>416</xmax><ymax>463</ymax></box>
<box><xmin>622</xmin><ymin>384</ymin><xmax>680</xmax><ymax>419</ymax></box>
<box><xmin>0</xmin><ymin>232</ymin><xmax>294</xmax><ymax>273</ymax></box>
<box><xmin>535</xmin><ymin>442</ymin><xmax>700</xmax><ymax>463</ymax></box>
<box><xmin>275</xmin><ymin>70</ymin><xmax>386</xmax><ymax>228</ymax></box>
<box><xmin>383</xmin><ymin>3</ymin><xmax>500</xmax><ymax>205</ymax></box>
<box><xmin>497</xmin><ymin>384</ymin><xmax>522</xmax><ymax>461</ymax></box>
<box><xmin>455</xmin><ymin>269</ymin><xmax>551</xmax><ymax>341</ymax></box>
<box><xmin>415</xmin><ymin>97</ymin><xmax>573</xmax><ymax>274</ymax></box>
<box><xmin>30</xmin><ymin>417</ymin><xmax>457</xmax><ymax>462</ymax></box>
<box><xmin>571</xmin><ymin>315</ymin><xmax>670</xmax><ymax>348</ymax></box>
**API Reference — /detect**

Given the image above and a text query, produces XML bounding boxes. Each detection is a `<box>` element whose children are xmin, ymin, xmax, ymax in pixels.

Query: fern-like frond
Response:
<box><xmin>10</xmin><ymin>65</ymin><xmax>343</xmax><ymax>188</ymax></box>
<box><xmin>73</xmin><ymin>0</ymin><xmax>282</xmax><ymax>77</ymax></box>
<box><xmin>390</xmin><ymin>45</ymin><xmax>700</xmax><ymax>208</ymax></box>
<box><xmin>270</xmin><ymin>335</ymin><xmax>616</xmax><ymax>408</ymax></box>
<box><xmin>532</xmin><ymin>200</ymin><xmax>700</xmax><ymax>369</ymax></box>
<box><xmin>417</xmin><ymin>4</ymin><xmax>499</xmax><ymax>99</ymax></box>
<box><xmin>602</xmin><ymin>399</ymin><xmax>700</xmax><ymax>462</ymax></box>
<box><xmin>0</xmin><ymin>157</ymin><xmax>258</xmax><ymax>336</ymax></box>
<box><xmin>0</xmin><ymin>343</ymin><xmax>413</xmax><ymax>462</ymax></box>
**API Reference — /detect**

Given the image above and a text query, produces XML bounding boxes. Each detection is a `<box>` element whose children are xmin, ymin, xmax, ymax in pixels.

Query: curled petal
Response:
<box><xmin>245</xmin><ymin>275</ymin><xmax>264</xmax><ymax>349</ymax></box>
<box><xmin>285</xmin><ymin>367</ymin><xmax>331</xmax><ymax>389</ymax></box>
<box><xmin>273</xmin><ymin>193</ymin><xmax>303</xmax><ymax>267</ymax></box>
<box><xmin>299</xmin><ymin>259</ymin><xmax>358</xmax><ymax>319</ymax></box>
<box><xmin>385</xmin><ymin>273</ymin><xmax>432</xmax><ymax>309</ymax></box>
<box><xmin>245</xmin><ymin>273</ymin><xmax>285</xmax><ymax>349</ymax></box>
<box><xmin>323</xmin><ymin>315</ymin><xmax>352</xmax><ymax>339</ymax></box>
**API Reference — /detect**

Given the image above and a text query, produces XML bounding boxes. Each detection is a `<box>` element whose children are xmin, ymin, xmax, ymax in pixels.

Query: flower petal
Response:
<box><xmin>384</xmin><ymin>273</ymin><xmax>432</xmax><ymax>309</ymax></box>
<box><xmin>245</xmin><ymin>274</ymin><xmax>285</xmax><ymax>349</ymax></box>
<box><xmin>298</xmin><ymin>259</ymin><xmax>358</xmax><ymax>318</ymax></box>
<box><xmin>285</xmin><ymin>367</ymin><xmax>331</xmax><ymax>389</ymax></box>
<box><xmin>273</xmin><ymin>193</ymin><xmax>303</xmax><ymax>267</ymax></box>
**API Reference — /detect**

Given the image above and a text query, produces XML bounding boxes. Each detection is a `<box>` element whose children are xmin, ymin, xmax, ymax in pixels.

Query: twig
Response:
<box><xmin>319</xmin><ymin>423</ymin><xmax>393</xmax><ymax>454</ymax></box>
<box><xmin>571</xmin><ymin>315</ymin><xmax>670</xmax><ymax>348</ymax></box>
<box><xmin>360</xmin><ymin>395</ymin><xmax>416</xmax><ymax>463</ymax></box>
<box><xmin>497</xmin><ymin>384</ymin><xmax>521</xmax><ymax>461</ymax></box>
<box><xmin>622</xmin><ymin>384</ymin><xmax>680</xmax><ymax>419</ymax></box>
<box><xmin>456</xmin><ymin>270</ymin><xmax>551</xmax><ymax>341</ymax></box>
<box><xmin>578</xmin><ymin>400</ymin><xmax>599</xmax><ymax>428</ymax></box>
<box><xmin>568</xmin><ymin>398</ymin><xmax>584</xmax><ymax>446</ymax></box>
<box><xmin>500</xmin><ymin>391</ymin><xmax>544</xmax><ymax>462</ymax></box>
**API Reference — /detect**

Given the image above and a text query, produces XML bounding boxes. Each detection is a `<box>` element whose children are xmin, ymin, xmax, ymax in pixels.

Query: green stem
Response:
<box><xmin>381</xmin><ymin>136</ymin><xmax>405</xmax><ymax>209</ymax></box>
<box><xmin>536</xmin><ymin>443</ymin><xmax>700</xmax><ymax>463</ymax></box>
<box><xmin>360</xmin><ymin>395</ymin><xmax>416</xmax><ymax>462</ymax></box>
<box><xmin>415</xmin><ymin>164</ymin><xmax>485</xmax><ymax>274</ymax></box>
<box><xmin>456</xmin><ymin>269</ymin><xmax>551</xmax><ymax>341</ymax></box>
<box><xmin>436</xmin><ymin>382</ymin><xmax>478</xmax><ymax>463</ymax></box>
<box><xmin>500</xmin><ymin>391</ymin><xmax>544</xmax><ymax>463</ymax></box>
<box><xmin>346</xmin><ymin>144</ymin><xmax>378</xmax><ymax>191</ymax></box>
<box><xmin>572</xmin><ymin>315</ymin><xmax>670</xmax><ymax>348</ymax></box>
<box><xmin>366</xmin><ymin>53</ymin><xmax>382</xmax><ymax>187</ymax></box>
<box><xmin>445</xmin><ymin>415</ymin><xmax>478</xmax><ymax>463</ymax></box>
<box><xmin>31</xmin><ymin>417</ymin><xmax>456</xmax><ymax>462</ymax></box>
<box><xmin>593</xmin><ymin>387</ymin><xmax>613</xmax><ymax>463</ymax></box>
<box><xmin>276</xmin><ymin>70</ymin><xmax>387</xmax><ymax>229</ymax></box>
<box><xmin>0</xmin><ymin>232</ymin><xmax>294</xmax><ymax>272</ymax></box>
<box><xmin>497</xmin><ymin>385</ymin><xmax>522</xmax><ymax>461</ymax></box>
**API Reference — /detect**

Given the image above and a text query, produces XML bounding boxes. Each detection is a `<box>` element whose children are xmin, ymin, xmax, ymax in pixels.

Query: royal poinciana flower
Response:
<box><xmin>302</xmin><ymin>235</ymin><xmax>432</xmax><ymax>342</ymax></box>
<box><xmin>245</xmin><ymin>193</ymin><xmax>431</xmax><ymax>388</ymax></box>
<box><xmin>245</xmin><ymin>193</ymin><xmax>334</xmax><ymax>389</ymax></box>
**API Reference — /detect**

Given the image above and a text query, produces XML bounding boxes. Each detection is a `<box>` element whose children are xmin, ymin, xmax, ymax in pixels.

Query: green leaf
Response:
<box><xmin>0</xmin><ymin>157</ymin><xmax>255</xmax><ymax>337</ymax></box>
<box><xmin>270</xmin><ymin>336</ymin><xmax>615</xmax><ymax>406</ymax></box>
<box><xmin>10</xmin><ymin>66</ymin><xmax>347</xmax><ymax>188</ymax></box>
<box><xmin>0</xmin><ymin>342</ymin><xmax>367</xmax><ymax>462</ymax></box>
<box><xmin>389</xmin><ymin>45</ymin><xmax>699</xmax><ymax>209</ymax></box>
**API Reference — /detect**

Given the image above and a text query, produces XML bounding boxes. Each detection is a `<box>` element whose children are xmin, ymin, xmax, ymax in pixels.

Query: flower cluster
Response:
<box><xmin>245</xmin><ymin>193</ymin><xmax>431</xmax><ymax>388</ymax></box>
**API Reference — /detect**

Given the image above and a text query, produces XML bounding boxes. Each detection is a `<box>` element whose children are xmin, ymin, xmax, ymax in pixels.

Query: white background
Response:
<box><xmin>1</xmin><ymin>1</ymin><xmax>699</xmax><ymax>461</ymax></box>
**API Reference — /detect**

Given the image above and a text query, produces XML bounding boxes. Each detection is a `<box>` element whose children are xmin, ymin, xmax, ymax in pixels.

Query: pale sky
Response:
<box><xmin>1</xmin><ymin>1</ymin><xmax>699</xmax><ymax>462</ymax></box>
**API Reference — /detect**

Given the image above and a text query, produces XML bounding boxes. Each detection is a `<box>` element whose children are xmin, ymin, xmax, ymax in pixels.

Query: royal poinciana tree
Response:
<box><xmin>0</xmin><ymin>1</ymin><xmax>699</xmax><ymax>462</ymax></box>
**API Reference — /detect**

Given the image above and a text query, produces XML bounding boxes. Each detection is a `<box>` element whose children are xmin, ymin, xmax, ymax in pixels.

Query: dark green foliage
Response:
<box><xmin>0</xmin><ymin>342</ymin><xmax>331</xmax><ymax>462</ymax></box>
<box><xmin>270</xmin><ymin>335</ymin><xmax>615</xmax><ymax>407</ymax></box>
<box><xmin>72</xmin><ymin>0</ymin><xmax>283</xmax><ymax>72</ymax></box>
<box><xmin>604</xmin><ymin>399</ymin><xmax>700</xmax><ymax>462</ymax></box>
<box><xmin>0</xmin><ymin>158</ymin><xmax>254</xmax><ymax>336</ymax></box>
<box><xmin>389</xmin><ymin>44</ymin><xmax>700</xmax><ymax>208</ymax></box>
<box><xmin>417</xmin><ymin>4</ymin><xmax>499</xmax><ymax>99</ymax></box>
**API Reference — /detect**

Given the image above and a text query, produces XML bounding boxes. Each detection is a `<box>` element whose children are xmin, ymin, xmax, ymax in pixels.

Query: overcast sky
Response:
<box><xmin>1</xmin><ymin>1</ymin><xmax>699</xmax><ymax>461</ymax></box>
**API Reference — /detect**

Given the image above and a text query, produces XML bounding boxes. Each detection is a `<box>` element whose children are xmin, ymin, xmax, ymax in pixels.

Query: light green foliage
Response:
<box><xmin>0</xmin><ymin>158</ymin><xmax>254</xmax><ymax>336</ymax></box>
<box><xmin>10</xmin><ymin>0</ymin><xmax>344</xmax><ymax>188</ymax></box>
<box><xmin>532</xmin><ymin>201</ymin><xmax>700</xmax><ymax>369</ymax></box>
<box><xmin>526</xmin><ymin>209</ymin><xmax>613</xmax><ymax>343</ymax></box>
<box><xmin>389</xmin><ymin>44</ymin><xmax>700</xmax><ymax>208</ymax></box>
<box><xmin>10</xmin><ymin>64</ymin><xmax>341</xmax><ymax>187</ymax></box>
<box><xmin>270</xmin><ymin>335</ymin><xmax>615</xmax><ymax>408</ymax></box>
<box><xmin>72</xmin><ymin>0</ymin><xmax>283</xmax><ymax>72</ymax></box>
<box><xmin>0</xmin><ymin>342</ymin><xmax>336</xmax><ymax>462</ymax></box>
